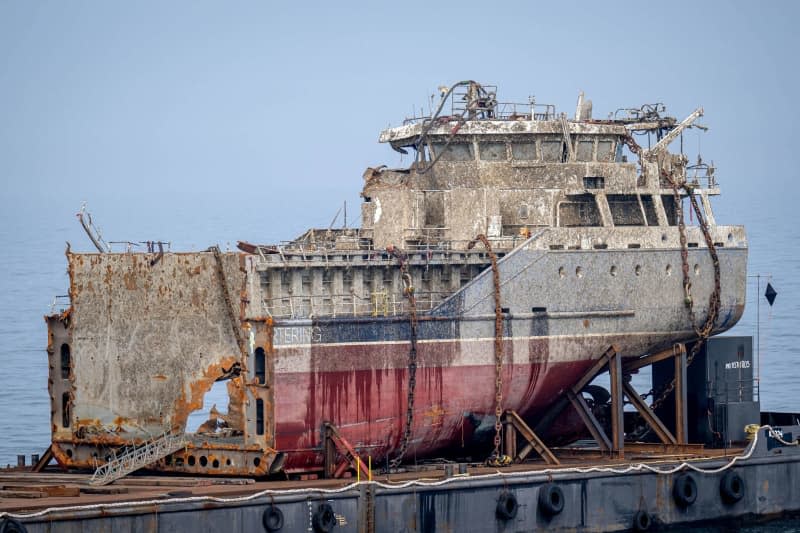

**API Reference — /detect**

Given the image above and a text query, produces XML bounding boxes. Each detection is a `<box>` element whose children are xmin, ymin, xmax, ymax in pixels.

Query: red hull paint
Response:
<box><xmin>274</xmin><ymin>358</ymin><xmax>593</xmax><ymax>471</ymax></box>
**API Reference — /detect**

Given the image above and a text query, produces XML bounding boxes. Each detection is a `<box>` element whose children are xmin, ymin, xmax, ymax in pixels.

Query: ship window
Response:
<box><xmin>256</xmin><ymin>399</ymin><xmax>264</xmax><ymax>435</ymax></box>
<box><xmin>540</xmin><ymin>140</ymin><xmax>563</xmax><ymax>162</ymax></box>
<box><xmin>255</xmin><ymin>347</ymin><xmax>266</xmax><ymax>384</ymax></box>
<box><xmin>558</xmin><ymin>195</ymin><xmax>601</xmax><ymax>227</ymax></box>
<box><xmin>60</xmin><ymin>343</ymin><xmax>71</xmax><ymax>379</ymax></box>
<box><xmin>608</xmin><ymin>194</ymin><xmax>645</xmax><ymax>226</ymax></box>
<box><xmin>583</xmin><ymin>176</ymin><xmax>605</xmax><ymax>189</ymax></box>
<box><xmin>479</xmin><ymin>142</ymin><xmax>507</xmax><ymax>161</ymax></box>
<box><xmin>597</xmin><ymin>139</ymin><xmax>615</xmax><ymax>162</ymax></box>
<box><xmin>576</xmin><ymin>140</ymin><xmax>594</xmax><ymax>162</ymax></box>
<box><xmin>640</xmin><ymin>195</ymin><xmax>659</xmax><ymax>226</ymax></box>
<box><xmin>518</xmin><ymin>204</ymin><xmax>529</xmax><ymax>219</ymax></box>
<box><xmin>661</xmin><ymin>195</ymin><xmax>679</xmax><ymax>226</ymax></box>
<box><xmin>432</xmin><ymin>143</ymin><xmax>473</xmax><ymax>161</ymax></box>
<box><xmin>62</xmin><ymin>392</ymin><xmax>71</xmax><ymax>427</ymax></box>
<box><xmin>511</xmin><ymin>142</ymin><xmax>537</xmax><ymax>160</ymax></box>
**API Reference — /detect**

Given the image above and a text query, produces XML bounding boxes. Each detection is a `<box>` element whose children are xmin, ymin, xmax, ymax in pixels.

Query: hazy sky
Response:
<box><xmin>2</xmin><ymin>1</ymin><xmax>798</xmax><ymax>236</ymax></box>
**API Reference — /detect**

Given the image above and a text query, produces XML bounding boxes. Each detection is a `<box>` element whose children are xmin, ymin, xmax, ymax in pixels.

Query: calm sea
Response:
<box><xmin>0</xmin><ymin>191</ymin><xmax>797</xmax><ymax>473</ymax></box>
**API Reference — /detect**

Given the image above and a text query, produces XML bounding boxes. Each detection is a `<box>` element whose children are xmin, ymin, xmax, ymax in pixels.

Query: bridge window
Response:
<box><xmin>559</xmin><ymin>195</ymin><xmax>601</xmax><ymax>227</ymax></box>
<box><xmin>608</xmin><ymin>195</ymin><xmax>645</xmax><ymax>226</ymax></box>
<box><xmin>597</xmin><ymin>139</ymin><xmax>615</xmax><ymax>162</ymax></box>
<box><xmin>541</xmin><ymin>139</ymin><xmax>563</xmax><ymax>162</ymax></box>
<box><xmin>576</xmin><ymin>139</ymin><xmax>594</xmax><ymax>162</ymax></box>
<box><xmin>479</xmin><ymin>142</ymin><xmax>507</xmax><ymax>161</ymax></box>
<box><xmin>431</xmin><ymin>143</ymin><xmax>473</xmax><ymax>161</ymax></box>
<box><xmin>511</xmin><ymin>142</ymin><xmax>537</xmax><ymax>160</ymax></box>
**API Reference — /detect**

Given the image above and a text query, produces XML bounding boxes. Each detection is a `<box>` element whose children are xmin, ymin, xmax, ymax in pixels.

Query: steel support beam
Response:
<box><xmin>622</xmin><ymin>381</ymin><xmax>677</xmax><ymax>445</ymax></box>
<box><xmin>503</xmin><ymin>410</ymin><xmax>560</xmax><ymax>465</ymax></box>
<box><xmin>674</xmin><ymin>344</ymin><xmax>688</xmax><ymax>444</ymax></box>
<box><xmin>609</xmin><ymin>348</ymin><xmax>624</xmax><ymax>458</ymax></box>
<box><xmin>566</xmin><ymin>390</ymin><xmax>612</xmax><ymax>451</ymax></box>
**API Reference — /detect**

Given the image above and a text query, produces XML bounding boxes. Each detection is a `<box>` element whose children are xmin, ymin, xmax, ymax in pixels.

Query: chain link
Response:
<box><xmin>387</xmin><ymin>246</ymin><xmax>418</xmax><ymax>469</ymax></box>
<box><xmin>648</xmin><ymin>160</ymin><xmax>722</xmax><ymax>412</ymax></box>
<box><xmin>468</xmin><ymin>235</ymin><xmax>505</xmax><ymax>462</ymax></box>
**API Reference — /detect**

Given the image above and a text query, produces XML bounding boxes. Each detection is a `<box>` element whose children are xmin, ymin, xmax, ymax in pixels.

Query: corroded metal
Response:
<box><xmin>44</xmin><ymin>80</ymin><xmax>748</xmax><ymax>477</ymax></box>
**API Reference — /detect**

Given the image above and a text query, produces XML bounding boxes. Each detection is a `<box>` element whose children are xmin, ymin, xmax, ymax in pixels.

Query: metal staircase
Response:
<box><xmin>90</xmin><ymin>431</ymin><xmax>188</xmax><ymax>486</ymax></box>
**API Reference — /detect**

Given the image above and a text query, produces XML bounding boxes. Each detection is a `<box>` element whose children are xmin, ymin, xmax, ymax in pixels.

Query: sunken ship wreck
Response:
<box><xmin>46</xmin><ymin>81</ymin><xmax>746</xmax><ymax>477</ymax></box>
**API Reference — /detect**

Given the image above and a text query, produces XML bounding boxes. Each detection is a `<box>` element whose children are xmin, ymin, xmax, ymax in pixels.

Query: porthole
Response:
<box><xmin>199</xmin><ymin>456</ymin><xmax>208</xmax><ymax>467</ymax></box>
<box><xmin>188</xmin><ymin>455</ymin><xmax>196</xmax><ymax>466</ymax></box>
<box><xmin>575</xmin><ymin>266</ymin><xmax>584</xmax><ymax>278</ymax></box>
<box><xmin>212</xmin><ymin>459</ymin><xmax>220</xmax><ymax>468</ymax></box>
<box><xmin>694</xmin><ymin>264</ymin><xmax>700</xmax><ymax>276</ymax></box>
<box><xmin>661</xmin><ymin>233</ymin><xmax>668</xmax><ymax>242</ymax></box>
<box><xmin>666</xmin><ymin>264</ymin><xmax>672</xmax><ymax>276</ymax></box>
<box><xmin>635</xmin><ymin>265</ymin><xmax>642</xmax><ymax>276</ymax></box>
<box><xmin>727</xmin><ymin>232</ymin><xmax>734</xmax><ymax>242</ymax></box>
<box><xmin>254</xmin><ymin>457</ymin><xmax>262</xmax><ymax>467</ymax></box>
<box><xmin>610</xmin><ymin>265</ymin><xmax>618</xmax><ymax>277</ymax></box>
<box><xmin>558</xmin><ymin>267</ymin><xmax>566</xmax><ymax>279</ymax></box>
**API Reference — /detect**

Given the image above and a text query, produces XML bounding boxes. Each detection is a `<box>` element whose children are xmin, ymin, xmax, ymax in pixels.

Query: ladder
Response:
<box><xmin>90</xmin><ymin>432</ymin><xmax>188</xmax><ymax>486</ymax></box>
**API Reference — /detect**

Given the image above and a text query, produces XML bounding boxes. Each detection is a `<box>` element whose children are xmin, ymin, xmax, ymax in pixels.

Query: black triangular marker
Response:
<box><xmin>765</xmin><ymin>282</ymin><xmax>777</xmax><ymax>306</ymax></box>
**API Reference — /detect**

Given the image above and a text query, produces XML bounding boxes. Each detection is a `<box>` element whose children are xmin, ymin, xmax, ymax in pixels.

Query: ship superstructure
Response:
<box><xmin>45</xmin><ymin>81</ymin><xmax>746</xmax><ymax>476</ymax></box>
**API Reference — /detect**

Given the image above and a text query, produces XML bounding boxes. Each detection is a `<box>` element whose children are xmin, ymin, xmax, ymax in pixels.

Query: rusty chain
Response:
<box><xmin>468</xmin><ymin>235</ymin><xmax>506</xmax><ymax>463</ymax></box>
<box><xmin>387</xmin><ymin>246</ymin><xmax>418</xmax><ymax>469</ymax></box>
<box><xmin>648</xmin><ymin>164</ymin><xmax>722</xmax><ymax>412</ymax></box>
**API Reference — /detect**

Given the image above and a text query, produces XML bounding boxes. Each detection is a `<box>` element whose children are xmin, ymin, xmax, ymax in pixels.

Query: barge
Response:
<box><xmin>1</xmin><ymin>81</ymin><xmax>794</xmax><ymax>531</ymax></box>
<box><xmin>0</xmin><ymin>422</ymin><xmax>798</xmax><ymax>531</ymax></box>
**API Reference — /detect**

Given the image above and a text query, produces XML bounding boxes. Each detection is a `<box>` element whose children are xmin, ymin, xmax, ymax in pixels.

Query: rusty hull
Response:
<box><xmin>46</xmin><ymin>251</ymin><xmax>278</xmax><ymax>476</ymax></box>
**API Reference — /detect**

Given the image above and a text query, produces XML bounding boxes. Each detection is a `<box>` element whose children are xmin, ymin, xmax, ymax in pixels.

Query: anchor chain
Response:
<box><xmin>468</xmin><ymin>235</ymin><xmax>507</xmax><ymax>464</ymax></box>
<box><xmin>387</xmin><ymin>245</ymin><xmax>418</xmax><ymax>469</ymax></box>
<box><xmin>649</xmin><ymin>164</ymin><xmax>722</xmax><ymax>412</ymax></box>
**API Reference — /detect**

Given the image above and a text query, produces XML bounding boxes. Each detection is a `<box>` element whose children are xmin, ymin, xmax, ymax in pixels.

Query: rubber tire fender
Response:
<box><xmin>495</xmin><ymin>492</ymin><xmax>519</xmax><ymax>520</ymax></box>
<box><xmin>312</xmin><ymin>503</ymin><xmax>336</xmax><ymax>533</ymax></box>
<box><xmin>720</xmin><ymin>470</ymin><xmax>745</xmax><ymax>504</ymax></box>
<box><xmin>538</xmin><ymin>483</ymin><xmax>565</xmax><ymax>516</ymax></box>
<box><xmin>0</xmin><ymin>518</ymin><xmax>27</xmax><ymax>533</ymax></box>
<box><xmin>673</xmin><ymin>473</ymin><xmax>698</xmax><ymax>507</ymax></box>
<box><xmin>632</xmin><ymin>510</ymin><xmax>652</xmax><ymax>532</ymax></box>
<box><xmin>263</xmin><ymin>505</ymin><xmax>284</xmax><ymax>531</ymax></box>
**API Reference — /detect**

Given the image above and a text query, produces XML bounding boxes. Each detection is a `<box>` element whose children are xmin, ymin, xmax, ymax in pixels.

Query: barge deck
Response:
<box><xmin>1</xmin><ymin>425</ymin><xmax>798</xmax><ymax>532</ymax></box>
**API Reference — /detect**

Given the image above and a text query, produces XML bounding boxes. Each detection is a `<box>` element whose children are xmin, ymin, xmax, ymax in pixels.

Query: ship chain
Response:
<box><xmin>387</xmin><ymin>246</ymin><xmax>418</xmax><ymax>469</ymax></box>
<box><xmin>468</xmin><ymin>235</ymin><xmax>507</xmax><ymax>465</ymax></box>
<box><xmin>648</xmin><ymin>168</ymin><xmax>722</xmax><ymax>412</ymax></box>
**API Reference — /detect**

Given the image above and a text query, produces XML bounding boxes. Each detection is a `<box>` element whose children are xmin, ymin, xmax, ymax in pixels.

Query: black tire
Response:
<box><xmin>720</xmin><ymin>470</ymin><xmax>745</xmax><ymax>504</ymax></box>
<box><xmin>0</xmin><ymin>518</ymin><xmax>27</xmax><ymax>533</ymax></box>
<box><xmin>495</xmin><ymin>492</ymin><xmax>518</xmax><ymax>520</ymax></box>
<box><xmin>673</xmin><ymin>473</ymin><xmax>698</xmax><ymax>507</ymax></box>
<box><xmin>312</xmin><ymin>503</ymin><xmax>336</xmax><ymax>533</ymax></box>
<box><xmin>538</xmin><ymin>483</ymin><xmax>564</xmax><ymax>516</ymax></box>
<box><xmin>263</xmin><ymin>505</ymin><xmax>284</xmax><ymax>531</ymax></box>
<box><xmin>583</xmin><ymin>384</ymin><xmax>611</xmax><ymax>406</ymax></box>
<box><xmin>633</xmin><ymin>510</ymin><xmax>652</xmax><ymax>532</ymax></box>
